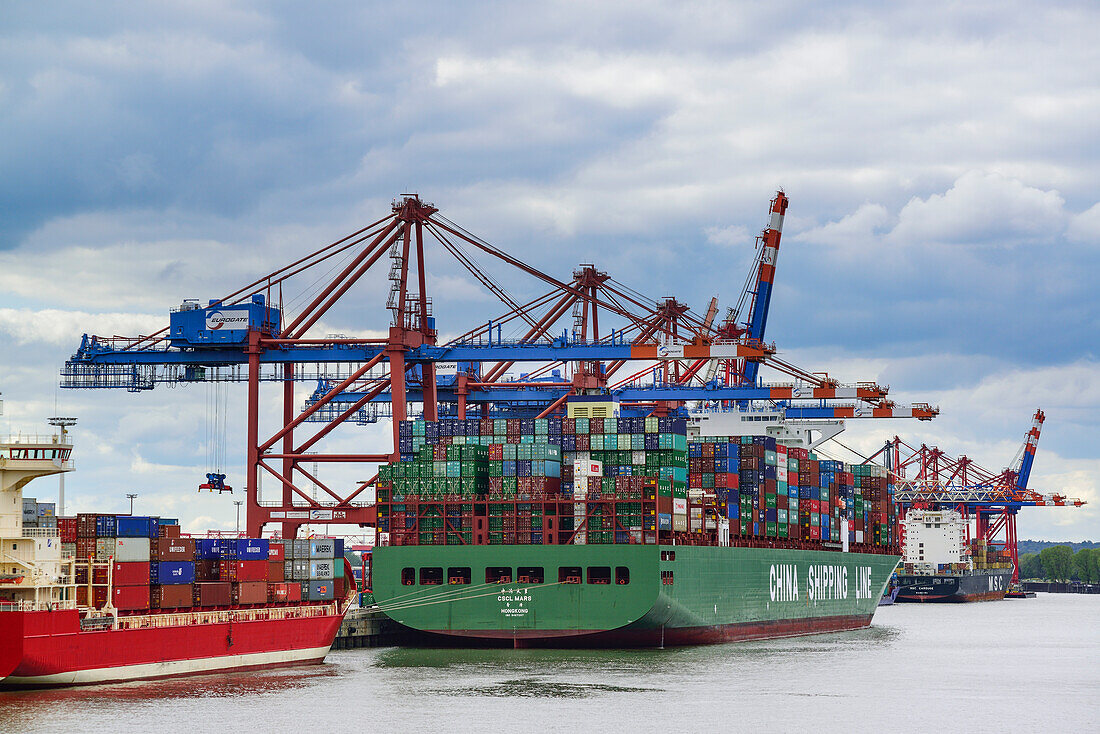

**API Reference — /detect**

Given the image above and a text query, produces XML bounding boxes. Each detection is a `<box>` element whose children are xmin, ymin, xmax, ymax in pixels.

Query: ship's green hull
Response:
<box><xmin>372</xmin><ymin>545</ymin><xmax>899</xmax><ymax>647</ymax></box>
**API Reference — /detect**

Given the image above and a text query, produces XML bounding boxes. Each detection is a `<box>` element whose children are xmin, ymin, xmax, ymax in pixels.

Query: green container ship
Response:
<box><xmin>371</xmin><ymin>544</ymin><xmax>899</xmax><ymax>647</ymax></box>
<box><xmin>370</xmin><ymin>415</ymin><xmax>901</xmax><ymax>647</ymax></box>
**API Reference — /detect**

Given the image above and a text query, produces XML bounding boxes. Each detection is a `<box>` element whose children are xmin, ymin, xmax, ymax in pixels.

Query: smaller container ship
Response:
<box><xmin>0</xmin><ymin>423</ymin><xmax>355</xmax><ymax>688</ymax></box>
<box><xmin>895</xmin><ymin>509</ymin><xmax>1011</xmax><ymax>603</ymax></box>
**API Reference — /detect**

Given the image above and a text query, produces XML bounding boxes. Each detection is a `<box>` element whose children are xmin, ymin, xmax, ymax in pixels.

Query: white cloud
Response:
<box><xmin>889</xmin><ymin>171</ymin><xmax>1067</xmax><ymax>246</ymax></box>
<box><xmin>793</xmin><ymin>203</ymin><xmax>890</xmax><ymax>250</ymax></box>
<box><xmin>1066</xmin><ymin>201</ymin><xmax>1100</xmax><ymax>244</ymax></box>
<box><xmin>0</xmin><ymin>308</ymin><xmax>163</xmax><ymax>345</ymax></box>
<box><xmin>704</xmin><ymin>224</ymin><xmax>751</xmax><ymax>248</ymax></box>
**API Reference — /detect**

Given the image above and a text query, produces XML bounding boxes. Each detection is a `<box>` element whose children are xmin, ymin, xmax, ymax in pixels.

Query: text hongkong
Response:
<box><xmin>768</xmin><ymin>564</ymin><xmax>874</xmax><ymax>602</ymax></box>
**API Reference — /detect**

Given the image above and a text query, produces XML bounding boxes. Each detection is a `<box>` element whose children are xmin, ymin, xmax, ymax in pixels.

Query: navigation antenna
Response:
<box><xmin>47</xmin><ymin>416</ymin><xmax>77</xmax><ymax>515</ymax></box>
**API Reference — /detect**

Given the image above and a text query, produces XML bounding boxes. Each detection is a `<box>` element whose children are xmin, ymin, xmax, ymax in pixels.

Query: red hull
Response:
<box><xmin>0</xmin><ymin>606</ymin><xmax>345</xmax><ymax>688</ymax></box>
<box><xmin>410</xmin><ymin>612</ymin><xmax>875</xmax><ymax>648</ymax></box>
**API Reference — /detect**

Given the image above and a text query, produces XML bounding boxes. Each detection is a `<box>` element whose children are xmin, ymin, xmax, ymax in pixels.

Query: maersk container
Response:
<box><xmin>308</xmin><ymin>579</ymin><xmax>335</xmax><ymax>601</ymax></box>
<box><xmin>309</xmin><ymin>539</ymin><xmax>336</xmax><ymax>558</ymax></box>
<box><xmin>236</xmin><ymin>538</ymin><xmax>269</xmax><ymax>560</ymax></box>
<box><xmin>157</xmin><ymin>561</ymin><xmax>196</xmax><ymax>584</ymax></box>
<box><xmin>115</xmin><ymin>537</ymin><xmax>151</xmax><ymax>562</ymax></box>
<box><xmin>116</xmin><ymin>516</ymin><xmax>159</xmax><ymax>538</ymax></box>
<box><xmin>309</xmin><ymin>560</ymin><xmax>336</xmax><ymax>579</ymax></box>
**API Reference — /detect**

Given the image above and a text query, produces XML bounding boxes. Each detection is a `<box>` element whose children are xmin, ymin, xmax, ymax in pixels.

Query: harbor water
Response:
<box><xmin>2</xmin><ymin>594</ymin><xmax>1096</xmax><ymax>733</ymax></box>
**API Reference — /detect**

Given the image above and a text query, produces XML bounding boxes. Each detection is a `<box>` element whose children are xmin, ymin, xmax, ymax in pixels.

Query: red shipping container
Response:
<box><xmin>268</xmin><ymin>543</ymin><xmax>285</xmax><ymax>562</ymax></box>
<box><xmin>234</xmin><ymin>581</ymin><xmax>267</xmax><ymax>604</ymax></box>
<box><xmin>195</xmin><ymin>559</ymin><xmax>219</xmax><ymax>581</ymax></box>
<box><xmin>113</xmin><ymin>585</ymin><xmax>150</xmax><ymax>611</ymax></box>
<box><xmin>234</xmin><ymin>560</ymin><xmax>268</xmax><ymax>582</ymax></box>
<box><xmin>335</xmin><ymin>576</ymin><xmax>346</xmax><ymax>599</ymax></box>
<box><xmin>159</xmin><ymin>524</ymin><xmax>181</xmax><ymax>538</ymax></box>
<box><xmin>112</xmin><ymin>562</ymin><xmax>151</xmax><ymax>587</ymax></box>
<box><xmin>267</xmin><ymin>561</ymin><xmax>285</xmax><ymax>582</ymax></box>
<box><xmin>268</xmin><ymin>583</ymin><xmax>289</xmax><ymax>602</ymax></box>
<box><xmin>76</xmin><ymin>538</ymin><xmax>96</xmax><ymax>558</ymax></box>
<box><xmin>157</xmin><ymin>537</ymin><xmax>195</xmax><ymax>561</ymax></box>
<box><xmin>77</xmin><ymin>586</ymin><xmax>110</xmax><ymax>608</ymax></box>
<box><xmin>287</xmin><ymin>583</ymin><xmax>302</xmax><ymax>602</ymax></box>
<box><xmin>193</xmin><ymin>581</ymin><xmax>231</xmax><ymax>606</ymax></box>
<box><xmin>156</xmin><ymin>584</ymin><xmax>193</xmax><ymax>609</ymax></box>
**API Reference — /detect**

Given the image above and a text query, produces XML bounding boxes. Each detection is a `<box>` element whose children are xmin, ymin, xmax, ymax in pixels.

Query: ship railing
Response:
<box><xmin>0</xmin><ymin>599</ymin><xmax>78</xmax><ymax>612</ymax></box>
<box><xmin>0</xmin><ymin>433</ymin><xmax>69</xmax><ymax>445</ymax></box>
<box><xmin>110</xmin><ymin>601</ymin><xmax>340</xmax><ymax>631</ymax></box>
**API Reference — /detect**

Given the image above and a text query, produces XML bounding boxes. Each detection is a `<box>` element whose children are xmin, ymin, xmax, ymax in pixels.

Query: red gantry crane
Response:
<box><xmin>61</xmin><ymin>193</ymin><xmax>938</xmax><ymax>539</ymax></box>
<box><xmin>874</xmin><ymin>410</ymin><xmax>1085</xmax><ymax>583</ymax></box>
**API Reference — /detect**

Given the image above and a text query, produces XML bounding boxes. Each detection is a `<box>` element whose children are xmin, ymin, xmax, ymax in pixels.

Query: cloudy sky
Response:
<box><xmin>1</xmin><ymin>1</ymin><xmax>1097</xmax><ymax>540</ymax></box>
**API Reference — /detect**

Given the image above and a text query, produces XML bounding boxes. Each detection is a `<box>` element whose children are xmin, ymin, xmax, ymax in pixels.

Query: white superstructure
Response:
<box><xmin>902</xmin><ymin>509</ymin><xmax>969</xmax><ymax>567</ymax></box>
<box><xmin>0</xmin><ymin>426</ymin><xmax>76</xmax><ymax>607</ymax></box>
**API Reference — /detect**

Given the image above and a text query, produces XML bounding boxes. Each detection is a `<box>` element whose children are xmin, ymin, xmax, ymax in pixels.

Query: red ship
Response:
<box><xmin>0</xmin><ymin>570</ymin><xmax>353</xmax><ymax>688</ymax></box>
<box><xmin>0</xmin><ymin>429</ymin><xmax>355</xmax><ymax>689</ymax></box>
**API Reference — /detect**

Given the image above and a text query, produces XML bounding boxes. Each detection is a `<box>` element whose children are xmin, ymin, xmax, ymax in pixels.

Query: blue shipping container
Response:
<box><xmin>156</xmin><ymin>562</ymin><xmax>196</xmax><ymax>584</ymax></box>
<box><xmin>195</xmin><ymin>539</ymin><xmax>221</xmax><ymax>559</ymax></box>
<box><xmin>657</xmin><ymin>513</ymin><xmax>672</xmax><ymax>530</ymax></box>
<box><xmin>236</xmin><ymin>538</ymin><xmax>269</xmax><ymax>560</ymax></box>
<box><xmin>116</xmin><ymin>516</ymin><xmax>159</xmax><ymax>538</ymax></box>
<box><xmin>95</xmin><ymin>516</ymin><xmax>117</xmax><ymax>536</ymax></box>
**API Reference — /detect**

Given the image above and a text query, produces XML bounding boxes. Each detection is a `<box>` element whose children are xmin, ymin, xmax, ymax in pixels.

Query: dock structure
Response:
<box><xmin>332</xmin><ymin>606</ymin><xmax>410</xmax><ymax>649</ymax></box>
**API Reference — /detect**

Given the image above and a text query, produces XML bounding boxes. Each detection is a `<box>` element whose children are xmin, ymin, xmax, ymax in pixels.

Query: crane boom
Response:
<box><xmin>742</xmin><ymin>191</ymin><xmax>788</xmax><ymax>386</ymax></box>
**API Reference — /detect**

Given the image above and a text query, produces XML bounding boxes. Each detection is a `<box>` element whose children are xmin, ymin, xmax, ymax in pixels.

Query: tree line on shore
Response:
<box><xmin>1018</xmin><ymin>546</ymin><xmax>1100</xmax><ymax>582</ymax></box>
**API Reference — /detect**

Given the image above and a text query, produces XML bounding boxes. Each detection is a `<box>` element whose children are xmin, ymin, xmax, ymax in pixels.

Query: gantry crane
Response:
<box><xmin>61</xmin><ymin>193</ymin><xmax>937</xmax><ymax>538</ymax></box>
<box><xmin>872</xmin><ymin>410</ymin><xmax>1085</xmax><ymax>582</ymax></box>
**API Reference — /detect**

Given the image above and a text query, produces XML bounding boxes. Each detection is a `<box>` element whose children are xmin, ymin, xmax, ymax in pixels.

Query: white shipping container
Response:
<box><xmin>115</xmin><ymin>537</ymin><xmax>151</xmax><ymax>562</ymax></box>
<box><xmin>673</xmin><ymin>498</ymin><xmax>687</xmax><ymax>515</ymax></box>
<box><xmin>573</xmin><ymin>459</ymin><xmax>602</xmax><ymax>477</ymax></box>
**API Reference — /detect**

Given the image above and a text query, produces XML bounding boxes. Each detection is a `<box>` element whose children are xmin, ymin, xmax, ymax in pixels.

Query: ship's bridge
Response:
<box><xmin>0</xmin><ymin>434</ymin><xmax>74</xmax><ymax>494</ymax></box>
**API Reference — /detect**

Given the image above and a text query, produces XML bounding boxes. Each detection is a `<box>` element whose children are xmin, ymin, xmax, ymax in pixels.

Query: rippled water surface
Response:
<box><xmin>2</xmin><ymin>594</ymin><xmax>1096</xmax><ymax>733</ymax></box>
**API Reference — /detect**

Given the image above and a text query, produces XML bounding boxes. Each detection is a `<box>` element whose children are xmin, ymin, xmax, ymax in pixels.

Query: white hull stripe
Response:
<box><xmin>3</xmin><ymin>644</ymin><xmax>333</xmax><ymax>687</ymax></box>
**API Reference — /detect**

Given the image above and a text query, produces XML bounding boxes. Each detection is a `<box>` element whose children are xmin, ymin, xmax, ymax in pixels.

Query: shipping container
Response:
<box><xmin>155</xmin><ymin>561</ymin><xmax>196</xmax><ymax>585</ymax></box>
<box><xmin>114</xmin><ymin>537</ymin><xmax>151</xmax><ymax>563</ymax></box>
<box><xmin>116</xmin><ymin>516</ymin><xmax>159</xmax><ymax>538</ymax></box>
<box><xmin>112</xmin><ymin>561</ymin><xmax>151</xmax><ymax>586</ymax></box>
<box><xmin>153</xmin><ymin>584</ymin><xmax>193</xmax><ymax>609</ymax></box>
<box><xmin>113</xmin><ymin>584</ymin><xmax>151</xmax><ymax>611</ymax></box>
<box><xmin>192</xmin><ymin>581</ymin><xmax>232</xmax><ymax>606</ymax></box>
<box><xmin>156</xmin><ymin>537</ymin><xmax>195</xmax><ymax>561</ymax></box>
<box><xmin>307</xmin><ymin>579</ymin><xmax>335</xmax><ymax>601</ymax></box>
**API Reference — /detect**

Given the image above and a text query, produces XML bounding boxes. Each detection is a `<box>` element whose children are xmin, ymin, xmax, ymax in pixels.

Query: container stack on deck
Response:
<box><xmin>374</xmin><ymin>418</ymin><xmax>900</xmax><ymax>552</ymax></box>
<box><xmin>58</xmin><ymin>513</ymin><xmax>345</xmax><ymax>612</ymax></box>
<box><xmin>20</xmin><ymin>497</ymin><xmax>57</xmax><ymax>531</ymax></box>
